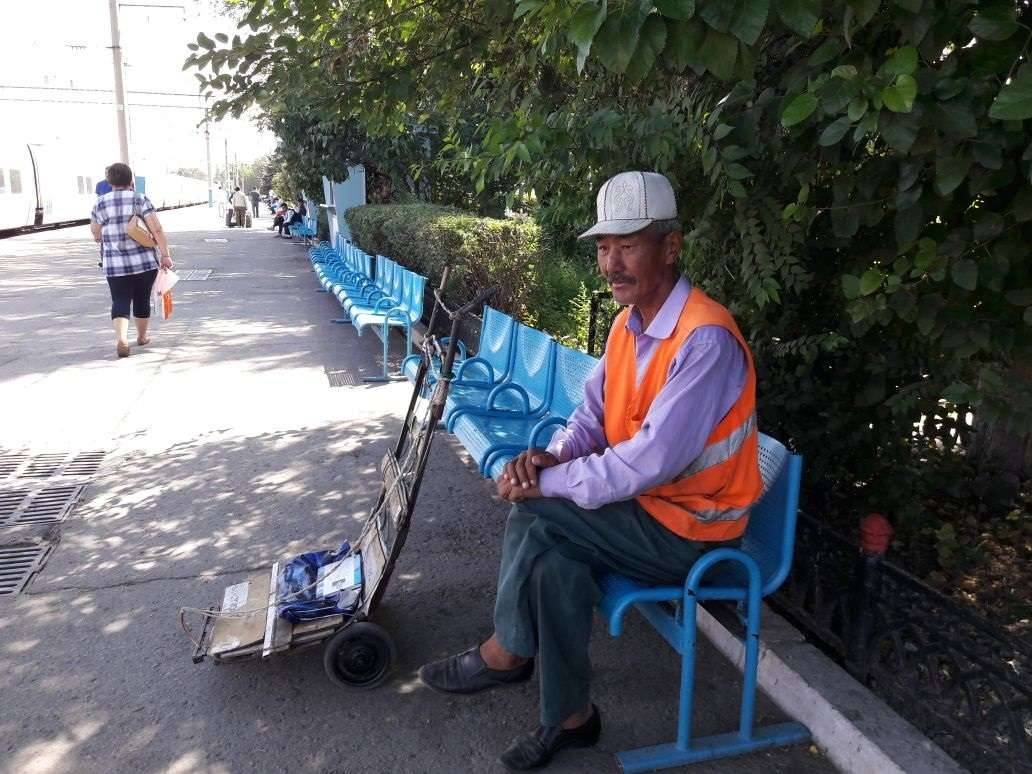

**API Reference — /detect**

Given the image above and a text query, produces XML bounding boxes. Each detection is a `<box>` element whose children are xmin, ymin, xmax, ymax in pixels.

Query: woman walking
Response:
<box><xmin>90</xmin><ymin>163</ymin><xmax>173</xmax><ymax>358</ymax></box>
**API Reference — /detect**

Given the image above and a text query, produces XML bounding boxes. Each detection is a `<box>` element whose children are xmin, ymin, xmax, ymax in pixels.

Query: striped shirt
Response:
<box><xmin>90</xmin><ymin>190</ymin><xmax>159</xmax><ymax>277</ymax></box>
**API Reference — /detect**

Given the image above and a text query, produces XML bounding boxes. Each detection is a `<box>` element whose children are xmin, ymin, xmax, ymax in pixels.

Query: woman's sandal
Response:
<box><xmin>116</xmin><ymin>342</ymin><xmax>130</xmax><ymax>358</ymax></box>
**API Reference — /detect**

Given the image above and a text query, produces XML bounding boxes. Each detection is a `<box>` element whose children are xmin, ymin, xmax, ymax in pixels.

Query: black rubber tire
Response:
<box><xmin>323</xmin><ymin>621</ymin><xmax>395</xmax><ymax>690</ymax></box>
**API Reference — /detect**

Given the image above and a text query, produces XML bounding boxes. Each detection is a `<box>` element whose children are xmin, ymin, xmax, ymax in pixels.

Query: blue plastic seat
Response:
<box><xmin>477</xmin><ymin>345</ymin><xmax>599</xmax><ymax>480</ymax></box>
<box><xmin>597</xmin><ymin>434</ymin><xmax>810</xmax><ymax>771</ymax></box>
<box><xmin>445</xmin><ymin>322</ymin><xmax>553</xmax><ymax>427</ymax></box>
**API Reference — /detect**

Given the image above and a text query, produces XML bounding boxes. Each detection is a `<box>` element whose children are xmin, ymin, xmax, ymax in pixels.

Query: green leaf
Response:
<box><xmin>724</xmin><ymin>162</ymin><xmax>754</xmax><ymax>179</ymax></box>
<box><xmin>215</xmin><ymin>32</ymin><xmax>229</xmax><ymax>44</ymax></box>
<box><xmin>860</xmin><ymin>268</ymin><xmax>884</xmax><ymax>295</ymax></box>
<box><xmin>931</xmin><ymin>102</ymin><xmax>978</xmax><ymax>139</ymax></box>
<box><xmin>989</xmin><ymin>65</ymin><xmax>1032</xmax><ymax>121</ymax></box>
<box><xmin>819</xmin><ymin>116</ymin><xmax>851</xmax><ymax>146</ymax></box>
<box><xmin>831</xmin><ymin>65</ymin><xmax>858</xmax><ymax>79</ymax></box>
<box><xmin>593</xmin><ymin>7</ymin><xmax>647</xmax><ymax>74</ymax></box>
<box><xmin>847</xmin><ymin>97</ymin><xmax>868</xmax><ymax>122</ymax></box>
<box><xmin>893</xmin><ymin>0</ymin><xmax>920</xmax><ymax>11</ymax></box>
<box><xmin>568</xmin><ymin>2</ymin><xmax>608</xmax><ymax>73</ymax></box>
<box><xmin>841</xmin><ymin>274</ymin><xmax>861</xmax><ymax>299</ymax></box>
<box><xmin>656</xmin><ymin>0</ymin><xmax>695</xmax><ymax>19</ymax></box>
<box><xmin>934</xmin><ymin>156</ymin><xmax>971</xmax><ymax>196</ymax></box>
<box><xmin>664</xmin><ymin>18</ymin><xmax>706</xmax><ymax>72</ymax></box>
<box><xmin>731</xmin><ymin>0</ymin><xmax>770</xmax><ymax>45</ymax></box>
<box><xmin>1013</xmin><ymin>188</ymin><xmax>1032</xmax><ymax>222</ymax></box>
<box><xmin>699</xmin><ymin>27</ymin><xmax>739</xmax><ymax>81</ymax></box>
<box><xmin>197</xmin><ymin>32</ymin><xmax>216</xmax><ymax>50</ymax></box>
<box><xmin>879</xmin><ymin>46</ymin><xmax>917</xmax><ymax>77</ymax></box>
<box><xmin>780</xmin><ymin>93</ymin><xmax>818</xmax><ymax>127</ymax></box>
<box><xmin>969</xmin><ymin>2</ymin><xmax>1019</xmax><ymax>41</ymax></box>
<box><xmin>847</xmin><ymin>0</ymin><xmax>879</xmax><ymax>28</ymax></box>
<box><xmin>951</xmin><ymin>258</ymin><xmax>978</xmax><ymax>291</ymax></box>
<box><xmin>714</xmin><ymin>123</ymin><xmax>734</xmax><ymax>139</ymax></box>
<box><xmin>776</xmin><ymin>0</ymin><xmax>820</xmax><ymax>37</ymax></box>
<box><xmin>882</xmin><ymin>74</ymin><xmax>917</xmax><ymax>112</ymax></box>
<box><xmin>1005</xmin><ymin>288</ymin><xmax>1032</xmax><ymax>305</ymax></box>
<box><xmin>625</xmin><ymin>14</ymin><xmax>669</xmax><ymax>83</ymax></box>
<box><xmin>727</xmin><ymin>180</ymin><xmax>748</xmax><ymax>197</ymax></box>
<box><xmin>699</xmin><ymin>1</ymin><xmax>736</xmax><ymax>30</ymax></box>
<box><xmin>879</xmin><ymin>111</ymin><xmax>919</xmax><ymax>152</ymax></box>
<box><xmin>808</xmin><ymin>37</ymin><xmax>843</xmax><ymax>66</ymax></box>
<box><xmin>1024</xmin><ymin>307</ymin><xmax>1032</xmax><ymax>325</ymax></box>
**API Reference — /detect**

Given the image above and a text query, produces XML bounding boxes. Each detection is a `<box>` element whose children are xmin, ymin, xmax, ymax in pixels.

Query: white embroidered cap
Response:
<box><xmin>578</xmin><ymin>171</ymin><xmax>678</xmax><ymax>239</ymax></box>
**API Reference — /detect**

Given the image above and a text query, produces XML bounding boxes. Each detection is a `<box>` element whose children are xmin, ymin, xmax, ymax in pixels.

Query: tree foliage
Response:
<box><xmin>187</xmin><ymin>0</ymin><xmax>1032</xmax><ymax>529</ymax></box>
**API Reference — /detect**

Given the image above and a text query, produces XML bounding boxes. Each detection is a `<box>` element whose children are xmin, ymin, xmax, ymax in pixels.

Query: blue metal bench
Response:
<box><xmin>597</xmin><ymin>433</ymin><xmax>810</xmax><ymax>772</ymax></box>
<box><xmin>453</xmin><ymin>343</ymin><xmax>598</xmax><ymax>479</ymax></box>
<box><xmin>445</xmin><ymin>322</ymin><xmax>555</xmax><ymax>436</ymax></box>
<box><xmin>401</xmin><ymin>304</ymin><xmax>516</xmax><ymax>390</ymax></box>
<box><xmin>351</xmin><ymin>269</ymin><xmax>427</xmax><ymax>381</ymax></box>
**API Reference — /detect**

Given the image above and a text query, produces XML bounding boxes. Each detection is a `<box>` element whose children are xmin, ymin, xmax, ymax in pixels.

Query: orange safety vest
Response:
<box><xmin>603</xmin><ymin>287</ymin><xmax>763</xmax><ymax>541</ymax></box>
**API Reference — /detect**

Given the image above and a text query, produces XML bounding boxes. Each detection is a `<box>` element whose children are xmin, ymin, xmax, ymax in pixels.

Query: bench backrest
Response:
<box><xmin>548</xmin><ymin>345</ymin><xmax>599</xmax><ymax>419</ymax></box>
<box><xmin>740</xmin><ymin>433</ymin><xmax>802</xmax><ymax>597</ymax></box>
<box><xmin>477</xmin><ymin>306</ymin><xmax>517</xmax><ymax>380</ymax></box>
<box><xmin>510</xmin><ymin>323</ymin><xmax>556</xmax><ymax>409</ymax></box>
<box><xmin>403</xmin><ymin>272</ymin><xmax>426</xmax><ymax>322</ymax></box>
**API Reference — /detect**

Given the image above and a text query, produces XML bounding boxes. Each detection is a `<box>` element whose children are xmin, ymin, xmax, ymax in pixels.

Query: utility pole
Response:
<box><xmin>204</xmin><ymin>96</ymin><xmax>213</xmax><ymax>207</ymax></box>
<box><xmin>107</xmin><ymin>0</ymin><xmax>131</xmax><ymax>164</ymax></box>
<box><xmin>224</xmin><ymin>137</ymin><xmax>229</xmax><ymax>193</ymax></box>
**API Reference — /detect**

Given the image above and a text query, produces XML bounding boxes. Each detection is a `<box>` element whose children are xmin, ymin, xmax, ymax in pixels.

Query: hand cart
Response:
<box><xmin>182</xmin><ymin>269</ymin><xmax>497</xmax><ymax>689</ymax></box>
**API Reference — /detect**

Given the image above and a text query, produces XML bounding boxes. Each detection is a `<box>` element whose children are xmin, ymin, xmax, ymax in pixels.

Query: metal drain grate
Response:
<box><xmin>22</xmin><ymin>453</ymin><xmax>67</xmax><ymax>478</ymax></box>
<box><xmin>63</xmin><ymin>451</ymin><xmax>106</xmax><ymax>477</ymax></box>
<box><xmin>0</xmin><ymin>450</ymin><xmax>106</xmax><ymax>480</ymax></box>
<box><xmin>177</xmin><ymin>269</ymin><xmax>213</xmax><ymax>281</ymax></box>
<box><xmin>0</xmin><ymin>484</ymin><xmax>83</xmax><ymax>528</ymax></box>
<box><xmin>0</xmin><ymin>488</ymin><xmax>30</xmax><ymax>520</ymax></box>
<box><xmin>0</xmin><ymin>453</ymin><xmax>28</xmax><ymax>477</ymax></box>
<box><xmin>325</xmin><ymin>368</ymin><xmax>359</xmax><ymax>388</ymax></box>
<box><xmin>0</xmin><ymin>544</ymin><xmax>53</xmax><ymax>596</ymax></box>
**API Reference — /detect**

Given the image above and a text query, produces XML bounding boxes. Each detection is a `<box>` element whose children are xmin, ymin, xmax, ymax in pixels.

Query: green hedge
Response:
<box><xmin>345</xmin><ymin>203</ymin><xmax>596</xmax><ymax>341</ymax></box>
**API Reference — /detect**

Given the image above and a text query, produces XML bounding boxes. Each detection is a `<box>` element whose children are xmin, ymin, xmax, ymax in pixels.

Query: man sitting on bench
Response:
<box><xmin>419</xmin><ymin>171</ymin><xmax>764</xmax><ymax>771</ymax></box>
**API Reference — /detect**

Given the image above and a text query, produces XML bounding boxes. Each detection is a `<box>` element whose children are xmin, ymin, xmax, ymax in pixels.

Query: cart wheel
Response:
<box><xmin>323</xmin><ymin>622</ymin><xmax>395</xmax><ymax>690</ymax></box>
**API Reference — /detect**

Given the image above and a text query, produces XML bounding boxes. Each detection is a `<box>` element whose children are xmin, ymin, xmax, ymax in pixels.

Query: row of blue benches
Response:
<box><xmin>309</xmin><ymin>237</ymin><xmax>426</xmax><ymax>381</ymax></box>
<box><xmin>306</xmin><ymin>237</ymin><xmax>810</xmax><ymax>771</ymax></box>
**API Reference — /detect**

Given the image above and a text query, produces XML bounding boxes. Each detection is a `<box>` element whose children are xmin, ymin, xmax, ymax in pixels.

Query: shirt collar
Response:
<box><xmin>625</xmin><ymin>275</ymin><xmax>692</xmax><ymax>340</ymax></box>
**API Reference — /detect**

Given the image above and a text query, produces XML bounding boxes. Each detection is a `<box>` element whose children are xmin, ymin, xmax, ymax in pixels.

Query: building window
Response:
<box><xmin>77</xmin><ymin>176</ymin><xmax>85</xmax><ymax>195</ymax></box>
<box><xmin>0</xmin><ymin>169</ymin><xmax>6</xmax><ymax>193</ymax></box>
<box><xmin>10</xmin><ymin>170</ymin><xmax>22</xmax><ymax>194</ymax></box>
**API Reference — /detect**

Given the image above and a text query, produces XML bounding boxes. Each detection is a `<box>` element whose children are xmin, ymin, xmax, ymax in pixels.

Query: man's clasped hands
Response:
<box><xmin>497</xmin><ymin>448</ymin><xmax>559</xmax><ymax>502</ymax></box>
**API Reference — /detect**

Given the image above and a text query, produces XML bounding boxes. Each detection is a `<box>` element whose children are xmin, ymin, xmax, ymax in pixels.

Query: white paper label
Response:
<box><xmin>317</xmin><ymin>555</ymin><xmax>362</xmax><ymax>598</ymax></box>
<box><xmin>222</xmin><ymin>581</ymin><xmax>249</xmax><ymax>612</ymax></box>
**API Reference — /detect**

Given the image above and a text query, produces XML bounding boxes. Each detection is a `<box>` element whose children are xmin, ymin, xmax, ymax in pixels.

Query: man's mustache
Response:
<box><xmin>608</xmin><ymin>275</ymin><xmax>636</xmax><ymax>285</ymax></box>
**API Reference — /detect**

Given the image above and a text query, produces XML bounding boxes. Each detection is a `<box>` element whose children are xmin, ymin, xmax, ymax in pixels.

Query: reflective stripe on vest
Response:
<box><xmin>674</xmin><ymin>412</ymin><xmax>757</xmax><ymax>483</ymax></box>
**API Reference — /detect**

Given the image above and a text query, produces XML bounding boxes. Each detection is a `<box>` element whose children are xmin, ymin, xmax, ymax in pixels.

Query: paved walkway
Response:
<box><xmin>0</xmin><ymin>208</ymin><xmax>832</xmax><ymax>773</ymax></box>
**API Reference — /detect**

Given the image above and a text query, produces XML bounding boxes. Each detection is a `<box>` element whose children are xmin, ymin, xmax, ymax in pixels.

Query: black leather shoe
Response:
<box><xmin>499</xmin><ymin>704</ymin><xmax>602</xmax><ymax>771</ymax></box>
<box><xmin>418</xmin><ymin>646</ymin><xmax>533</xmax><ymax>695</ymax></box>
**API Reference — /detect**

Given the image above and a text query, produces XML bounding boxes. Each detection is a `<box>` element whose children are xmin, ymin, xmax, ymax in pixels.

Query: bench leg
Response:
<box><xmin>614</xmin><ymin>592</ymin><xmax>809</xmax><ymax>773</ymax></box>
<box><xmin>362</xmin><ymin>321</ymin><xmax>405</xmax><ymax>382</ymax></box>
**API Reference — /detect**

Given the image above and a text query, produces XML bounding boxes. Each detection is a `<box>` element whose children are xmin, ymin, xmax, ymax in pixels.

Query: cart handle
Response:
<box><xmin>433</xmin><ymin>285</ymin><xmax>499</xmax><ymax>320</ymax></box>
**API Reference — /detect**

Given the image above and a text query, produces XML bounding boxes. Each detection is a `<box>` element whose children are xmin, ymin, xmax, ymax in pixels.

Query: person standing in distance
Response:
<box><xmin>90</xmin><ymin>163</ymin><xmax>173</xmax><ymax>358</ymax></box>
<box><xmin>231</xmin><ymin>186</ymin><xmax>248</xmax><ymax>228</ymax></box>
<box><xmin>249</xmin><ymin>188</ymin><xmax>261</xmax><ymax>219</ymax></box>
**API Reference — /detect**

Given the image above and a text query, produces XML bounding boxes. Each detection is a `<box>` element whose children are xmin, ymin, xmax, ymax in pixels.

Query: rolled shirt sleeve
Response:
<box><xmin>538</xmin><ymin>326</ymin><xmax>747</xmax><ymax>511</ymax></box>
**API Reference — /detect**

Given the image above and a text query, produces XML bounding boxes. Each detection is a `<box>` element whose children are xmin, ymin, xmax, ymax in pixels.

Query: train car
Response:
<box><xmin>0</xmin><ymin>139</ymin><xmax>208</xmax><ymax>231</ymax></box>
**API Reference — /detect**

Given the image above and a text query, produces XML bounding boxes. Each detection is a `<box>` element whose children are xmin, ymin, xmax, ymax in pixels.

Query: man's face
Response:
<box><xmin>595</xmin><ymin>229</ymin><xmax>679</xmax><ymax>307</ymax></box>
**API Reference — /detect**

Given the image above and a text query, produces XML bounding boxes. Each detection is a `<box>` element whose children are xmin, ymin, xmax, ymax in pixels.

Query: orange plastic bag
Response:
<box><xmin>161</xmin><ymin>289</ymin><xmax>173</xmax><ymax>320</ymax></box>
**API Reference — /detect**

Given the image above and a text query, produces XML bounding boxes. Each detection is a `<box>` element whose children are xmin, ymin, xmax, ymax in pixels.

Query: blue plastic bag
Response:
<box><xmin>276</xmin><ymin>541</ymin><xmax>363</xmax><ymax>623</ymax></box>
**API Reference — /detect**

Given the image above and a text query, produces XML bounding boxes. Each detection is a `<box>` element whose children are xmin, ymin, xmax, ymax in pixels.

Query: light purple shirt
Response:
<box><xmin>538</xmin><ymin>276</ymin><xmax>748</xmax><ymax>510</ymax></box>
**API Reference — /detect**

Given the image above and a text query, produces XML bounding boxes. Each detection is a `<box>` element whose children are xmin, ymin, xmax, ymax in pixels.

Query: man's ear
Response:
<box><xmin>664</xmin><ymin>231</ymin><xmax>684</xmax><ymax>265</ymax></box>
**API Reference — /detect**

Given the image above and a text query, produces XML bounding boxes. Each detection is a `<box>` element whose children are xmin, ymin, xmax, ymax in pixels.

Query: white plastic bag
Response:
<box><xmin>152</xmin><ymin>268</ymin><xmax>179</xmax><ymax>321</ymax></box>
<box><xmin>152</xmin><ymin>268</ymin><xmax>179</xmax><ymax>296</ymax></box>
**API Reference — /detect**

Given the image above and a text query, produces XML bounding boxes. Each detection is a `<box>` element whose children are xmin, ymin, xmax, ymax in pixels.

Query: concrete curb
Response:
<box><xmin>698</xmin><ymin>603</ymin><xmax>965</xmax><ymax>774</ymax></box>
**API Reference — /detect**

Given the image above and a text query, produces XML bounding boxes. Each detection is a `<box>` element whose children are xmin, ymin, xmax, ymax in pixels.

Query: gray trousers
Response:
<box><xmin>493</xmin><ymin>496</ymin><xmax>710</xmax><ymax>726</ymax></box>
